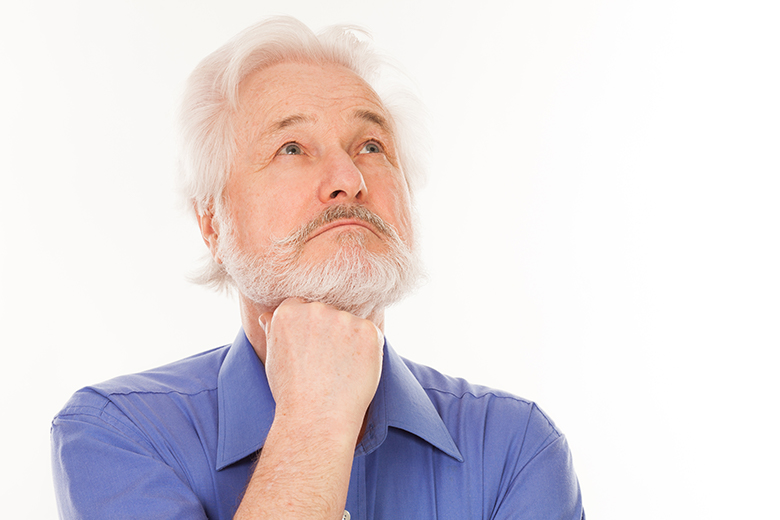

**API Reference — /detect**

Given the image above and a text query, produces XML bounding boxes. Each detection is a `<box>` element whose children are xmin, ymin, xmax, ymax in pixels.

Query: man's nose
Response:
<box><xmin>317</xmin><ymin>150</ymin><xmax>367</xmax><ymax>203</ymax></box>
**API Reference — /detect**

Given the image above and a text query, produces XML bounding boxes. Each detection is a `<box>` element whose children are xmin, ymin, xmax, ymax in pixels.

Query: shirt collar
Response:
<box><xmin>216</xmin><ymin>330</ymin><xmax>275</xmax><ymax>470</ymax></box>
<box><xmin>216</xmin><ymin>329</ymin><xmax>463</xmax><ymax>470</ymax></box>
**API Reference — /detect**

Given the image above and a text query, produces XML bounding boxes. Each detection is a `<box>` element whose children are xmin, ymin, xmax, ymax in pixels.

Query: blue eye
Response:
<box><xmin>359</xmin><ymin>141</ymin><xmax>383</xmax><ymax>154</ymax></box>
<box><xmin>279</xmin><ymin>143</ymin><xmax>303</xmax><ymax>155</ymax></box>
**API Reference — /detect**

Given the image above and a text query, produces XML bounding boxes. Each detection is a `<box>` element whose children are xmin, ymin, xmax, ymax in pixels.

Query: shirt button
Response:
<box><xmin>343</xmin><ymin>510</ymin><xmax>351</xmax><ymax>520</ymax></box>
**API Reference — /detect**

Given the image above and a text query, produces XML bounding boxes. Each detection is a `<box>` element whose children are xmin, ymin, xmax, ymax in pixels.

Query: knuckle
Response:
<box><xmin>357</xmin><ymin>320</ymin><xmax>374</xmax><ymax>334</ymax></box>
<box><xmin>273</xmin><ymin>304</ymin><xmax>293</xmax><ymax>322</ymax></box>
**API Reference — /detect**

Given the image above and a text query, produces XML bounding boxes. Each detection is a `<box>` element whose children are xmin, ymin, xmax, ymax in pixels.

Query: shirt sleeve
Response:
<box><xmin>51</xmin><ymin>391</ymin><xmax>209</xmax><ymax>520</ymax></box>
<box><xmin>493</xmin><ymin>434</ymin><xmax>584</xmax><ymax>520</ymax></box>
<box><xmin>490</xmin><ymin>403</ymin><xmax>585</xmax><ymax>520</ymax></box>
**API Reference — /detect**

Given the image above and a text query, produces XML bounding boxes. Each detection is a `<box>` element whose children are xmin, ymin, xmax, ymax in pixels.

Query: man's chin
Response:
<box><xmin>305</xmin><ymin>227</ymin><xmax>385</xmax><ymax>251</ymax></box>
<box><xmin>299</xmin><ymin>236</ymin><xmax>391</xmax><ymax>267</ymax></box>
<box><xmin>238</xmin><ymin>256</ymin><xmax>416</xmax><ymax>316</ymax></box>
<box><xmin>222</xmin><ymin>220</ymin><xmax>421</xmax><ymax>317</ymax></box>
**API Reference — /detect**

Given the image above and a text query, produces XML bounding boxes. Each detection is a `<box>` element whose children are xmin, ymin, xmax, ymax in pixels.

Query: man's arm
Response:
<box><xmin>489</xmin><ymin>403</ymin><xmax>585</xmax><ymax>520</ymax></box>
<box><xmin>51</xmin><ymin>395</ymin><xmax>210</xmax><ymax>519</ymax></box>
<box><xmin>233</xmin><ymin>298</ymin><xmax>383</xmax><ymax>520</ymax></box>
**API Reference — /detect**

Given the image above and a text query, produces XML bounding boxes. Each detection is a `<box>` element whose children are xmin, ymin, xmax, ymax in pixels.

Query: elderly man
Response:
<box><xmin>51</xmin><ymin>17</ymin><xmax>584</xmax><ymax>520</ymax></box>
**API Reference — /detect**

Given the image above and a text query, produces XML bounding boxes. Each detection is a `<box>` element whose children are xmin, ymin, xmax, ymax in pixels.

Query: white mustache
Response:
<box><xmin>274</xmin><ymin>205</ymin><xmax>397</xmax><ymax>248</ymax></box>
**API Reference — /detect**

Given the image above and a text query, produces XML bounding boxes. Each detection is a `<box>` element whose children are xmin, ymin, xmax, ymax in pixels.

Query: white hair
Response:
<box><xmin>178</xmin><ymin>16</ymin><xmax>428</xmax><ymax>292</ymax></box>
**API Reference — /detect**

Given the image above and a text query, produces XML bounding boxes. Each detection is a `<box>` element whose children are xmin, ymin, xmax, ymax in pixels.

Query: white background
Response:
<box><xmin>2</xmin><ymin>1</ymin><xmax>778</xmax><ymax>518</ymax></box>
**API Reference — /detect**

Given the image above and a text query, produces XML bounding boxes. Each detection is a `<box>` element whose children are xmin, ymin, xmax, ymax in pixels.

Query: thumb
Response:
<box><xmin>374</xmin><ymin>323</ymin><xmax>385</xmax><ymax>354</ymax></box>
<box><xmin>258</xmin><ymin>312</ymin><xmax>274</xmax><ymax>333</ymax></box>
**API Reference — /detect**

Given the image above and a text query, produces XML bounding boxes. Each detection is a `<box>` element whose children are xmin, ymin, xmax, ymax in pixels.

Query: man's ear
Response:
<box><xmin>196</xmin><ymin>203</ymin><xmax>222</xmax><ymax>264</ymax></box>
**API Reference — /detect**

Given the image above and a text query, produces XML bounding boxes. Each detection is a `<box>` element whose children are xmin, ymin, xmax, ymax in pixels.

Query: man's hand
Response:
<box><xmin>234</xmin><ymin>298</ymin><xmax>384</xmax><ymax>520</ymax></box>
<box><xmin>260</xmin><ymin>298</ymin><xmax>384</xmax><ymax>440</ymax></box>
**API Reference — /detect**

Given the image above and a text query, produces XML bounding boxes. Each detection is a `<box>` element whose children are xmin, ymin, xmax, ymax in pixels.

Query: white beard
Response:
<box><xmin>216</xmin><ymin>204</ymin><xmax>423</xmax><ymax>318</ymax></box>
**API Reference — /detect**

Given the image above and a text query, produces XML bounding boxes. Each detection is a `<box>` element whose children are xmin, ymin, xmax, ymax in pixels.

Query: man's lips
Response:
<box><xmin>306</xmin><ymin>218</ymin><xmax>379</xmax><ymax>241</ymax></box>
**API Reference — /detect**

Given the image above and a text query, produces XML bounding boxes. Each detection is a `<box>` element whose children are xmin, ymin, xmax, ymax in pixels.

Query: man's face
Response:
<box><xmin>211</xmin><ymin>61</ymin><xmax>419</xmax><ymax>315</ymax></box>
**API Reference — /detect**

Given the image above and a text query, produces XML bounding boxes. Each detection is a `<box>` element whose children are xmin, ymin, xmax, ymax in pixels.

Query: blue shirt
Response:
<box><xmin>52</xmin><ymin>330</ymin><xmax>584</xmax><ymax>519</ymax></box>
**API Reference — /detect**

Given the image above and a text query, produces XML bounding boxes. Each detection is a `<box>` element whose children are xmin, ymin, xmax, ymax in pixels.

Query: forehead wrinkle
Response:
<box><xmin>240</xmin><ymin>84</ymin><xmax>392</xmax><ymax>156</ymax></box>
<box><xmin>248</xmin><ymin>112</ymin><xmax>316</xmax><ymax>153</ymax></box>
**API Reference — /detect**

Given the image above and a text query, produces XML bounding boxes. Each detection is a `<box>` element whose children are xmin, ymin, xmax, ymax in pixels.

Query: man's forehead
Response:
<box><xmin>238</xmin><ymin>61</ymin><xmax>391</xmax><ymax>129</ymax></box>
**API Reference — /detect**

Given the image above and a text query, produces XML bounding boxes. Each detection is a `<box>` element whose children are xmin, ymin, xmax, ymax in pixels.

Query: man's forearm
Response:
<box><xmin>234</xmin><ymin>413</ymin><xmax>358</xmax><ymax>519</ymax></box>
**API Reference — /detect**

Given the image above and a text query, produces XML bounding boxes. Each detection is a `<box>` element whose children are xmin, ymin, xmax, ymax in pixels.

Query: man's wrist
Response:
<box><xmin>269</xmin><ymin>409</ymin><xmax>364</xmax><ymax>449</ymax></box>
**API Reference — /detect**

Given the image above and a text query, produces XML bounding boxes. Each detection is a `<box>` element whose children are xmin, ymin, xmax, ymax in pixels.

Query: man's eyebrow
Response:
<box><xmin>352</xmin><ymin>109</ymin><xmax>393</xmax><ymax>135</ymax></box>
<box><xmin>267</xmin><ymin>114</ymin><xmax>314</xmax><ymax>133</ymax></box>
<box><xmin>262</xmin><ymin>110</ymin><xmax>392</xmax><ymax>137</ymax></box>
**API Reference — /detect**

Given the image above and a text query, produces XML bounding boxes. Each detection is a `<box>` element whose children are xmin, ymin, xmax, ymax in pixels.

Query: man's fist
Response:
<box><xmin>259</xmin><ymin>298</ymin><xmax>384</xmax><ymax>440</ymax></box>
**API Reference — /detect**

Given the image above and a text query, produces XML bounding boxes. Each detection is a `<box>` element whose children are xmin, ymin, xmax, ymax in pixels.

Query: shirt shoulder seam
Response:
<box><xmin>422</xmin><ymin>386</ymin><xmax>534</xmax><ymax>405</ymax></box>
<box><xmin>102</xmin><ymin>387</ymin><xmax>218</xmax><ymax>398</ymax></box>
<box><xmin>422</xmin><ymin>387</ymin><xmax>563</xmax><ymax>437</ymax></box>
<box><xmin>53</xmin><ymin>393</ymin><xmax>178</xmax><ymax>457</ymax></box>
